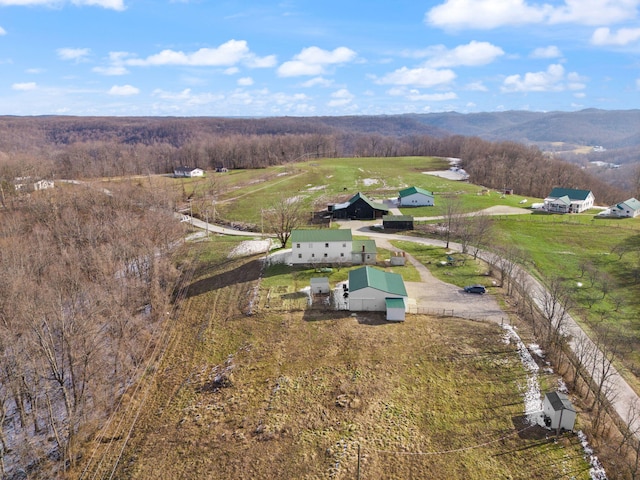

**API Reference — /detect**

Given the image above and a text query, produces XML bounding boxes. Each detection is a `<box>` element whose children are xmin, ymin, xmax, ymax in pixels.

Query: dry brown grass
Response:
<box><xmin>81</xmin><ymin>246</ymin><xmax>592</xmax><ymax>480</ymax></box>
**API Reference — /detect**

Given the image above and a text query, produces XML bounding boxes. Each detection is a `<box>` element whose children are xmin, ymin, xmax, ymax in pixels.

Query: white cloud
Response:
<box><xmin>126</xmin><ymin>40</ymin><xmax>273</xmax><ymax>68</ymax></box>
<box><xmin>93</xmin><ymin>65</ymin><xmax>128</xmax><ymax>75</ymax></box>
<box><xmin>591</xmin><ymin>27</ymin><xmax>640</xmax><ymax>46</ymax></box>
<box><xmin>237</xmin><ymin>76</ymin><xmax>253</xmax><ymax>86</ymax></box>
<box><xmin>152</xmin><ymin>88</ymin><xmax>225</xmax><ymax>106</ymax></box>
<box><xmin>547</xmin><ymin>0</ymin><xmax>639</xmax><ymax>25</ymax></box>
<box><xmin>0</xmin><ymin>26</ymin><xmax>6</xmax><ymax>35</ymax></box>
<box><xmin>501</xmin><ymin>63</ymin><xmax>584</xmax><ymax>92</ymax></box>
<box><xmin>530</xmin><ymin>45</ymin><xmax>562</xmax><ymax>58</ymax></box>
<box><xmin>0</xmin><ymin>0</ymin><xmax>125</xmax><ymax>10</ymax></box>
<box><xmin>406</xmin><ymin>90</ymin><xmax>458</xmax><ymax>101</ymax></box>
<box><xmin>426</xmin><ymin>0</ymin><xmax>550</xmax><ymax>29</ymax></box>
<box><xmin>12</xmin><ymin>82</ymin><xmax>37</xmax><ymax>90</ymax></box>
<box><xmin>465</xmin><ymin>81</ymin><xmax>488</xmax><ymax>91</ymax></box>
<box><xmin>424</xmin><ymin>41</ymin><xmax>504</xmax><ymax>68</ymax></box>
<box><xmin>277</xmin><ymin>46</ymin><xmax>356</xmax><ymax>77</ymax></box>
<box><xmin>426</xmin><ymin>0</ymin><xmax>640</xmax><ymax>29</ymax></box>
<box><xmin>108</xmin><ymin>84</ymin><xmax>139</xmax><ymax>95</ymax></box>
<box><xmin>301</xmin><ymin>76</ymin><xmax>334</xmax><ymax>87</ymax></box>
<box><xmin>377</xmin><ymin>66</ymin><xmax>456</xmax><ymax>88</ymax></box>
<box><xmin>57</xmin><ymin>47</ymin><xmax>91</xmax><ymax>62</ymax></box>
<box><xmin>327</xmin><ymin>88</ymin><xmax>354</xmax><ymax>107</ymax></box>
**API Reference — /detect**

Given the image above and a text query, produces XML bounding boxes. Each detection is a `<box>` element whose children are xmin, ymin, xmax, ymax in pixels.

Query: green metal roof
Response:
<box><xmin>398</xmin><ymin>186</ymin><xmax>433</xmax><ymax>198</ymax></box>
<box><xmin>548</xmin><ymin>187</ymin><xmax>593</xmax><ymax>201</ymax></box>
<box><xmin>352</xmin><ymin>239</ymin><xmax>377</xmax><ymax>254</ymax></box>
<box><xmin>347</xmin><ymin>192</ymin><xmax>389</xmax><ymax>211</ymax></box>
<box><xmin>291</xmin><ymin>229</ymin><xmax>352</xmax><ymax>243</ymax></box>
<box><xmin>348</xmin><ymin>266</ymin><xmax>407</xmax><ymax>296</ymax></box>
<box><xmin>385</xmin><ymin>298</ymin><xmax>405</xmax><ymax>309</ymax></box>
<box><xmin>550</xmin><ymin>195</ymin><xmax>571</xmax><ymax>205</ymax></box>
<box><xmin>618</xmin><ymin>198</ymin><xmax>640</xmax><ymax>211</ymax></box>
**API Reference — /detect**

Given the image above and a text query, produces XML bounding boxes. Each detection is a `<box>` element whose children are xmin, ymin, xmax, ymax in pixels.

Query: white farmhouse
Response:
<box><xmin>290</xmin><ymin>229</ymin><xmax>377</xmax><ymax>265</ymax></box>
<box><xmin>398</xmin><ymin>186</ymin><xmax>434</xmax><ymax>207</ymax></box>
<box><xmin>347</xmin><ymin>266</ymin><xmax>407</xmax><ymax>321</ymax></box>
<box><xmin>174</xmin><ymin>166</ymin><xmax>204</xmax><ymax>178</ymax></box>
<box><xmin>543</xmin><ymin>188</ymin><xmax>594</xmax><ymax>214</ymax></box>
<box><xmin>291</xmin><ymin>229</ymin><xmax>353</xmax><ymax>265</ymax></box>
<box><xmin>609</xmin><ymin>198</ymin><xmax>640</xmax><ymax>218</ymax></box>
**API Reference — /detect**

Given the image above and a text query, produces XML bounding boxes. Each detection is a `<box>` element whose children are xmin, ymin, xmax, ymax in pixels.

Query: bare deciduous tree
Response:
<box><xmin>263</xmin><ymin>194</ymin><xmax>308</xmax><ymax>247</ymax></box>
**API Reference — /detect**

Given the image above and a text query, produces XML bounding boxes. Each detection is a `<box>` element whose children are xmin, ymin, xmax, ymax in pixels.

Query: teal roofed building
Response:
<box><xmin>611</xmin><ymin>198</ymin><xmax>640</xmax><ymax>218</ymax></box>
<box><xmin>398</xmin><ymin>186</ymin><xmax>434</xmax><ymax>207</ymax></box>
<box><xmin>347</xmin><ymin>266</ymin><xmax>407</xmax><ymax>320</ymax></box>
<box><xmin>543</xmin><ymin>188</ymin><xmax>594</xmax><ymax>213</ymax></box>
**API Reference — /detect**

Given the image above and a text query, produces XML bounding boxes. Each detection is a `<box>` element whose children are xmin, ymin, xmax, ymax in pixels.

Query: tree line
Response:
<box><xmin>0</xmin><ymin>116</ymin><xmax>632</xmax><ymax>205</ymax></box>
<box><xmin>0</xmin><ymin>183</ymin><xmax>184</xmax><ymax>478</ymax></box>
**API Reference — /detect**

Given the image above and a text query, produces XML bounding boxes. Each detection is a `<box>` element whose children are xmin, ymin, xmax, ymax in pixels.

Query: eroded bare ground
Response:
<box><xmin>78</xmin><ymin>254</ymin><xmax>591</xmax><ymax>480</ymax></box>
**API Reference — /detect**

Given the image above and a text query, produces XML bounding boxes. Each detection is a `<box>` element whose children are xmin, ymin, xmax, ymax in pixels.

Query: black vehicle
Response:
<box><xmin>464</xmin><ymin>284</ymin><xmax>486</xmax><ymax>294</ymax></box>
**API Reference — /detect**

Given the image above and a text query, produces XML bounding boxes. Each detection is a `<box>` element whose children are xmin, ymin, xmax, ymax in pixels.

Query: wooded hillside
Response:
<box><xmin>0</xmin><ymin>114</ymin><xmax>633</xmax><ymax>204</ymax></box>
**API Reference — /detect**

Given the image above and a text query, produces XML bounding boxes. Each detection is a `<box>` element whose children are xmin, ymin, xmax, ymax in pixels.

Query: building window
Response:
<box><xmin>343</xmin><ymin>243</ymin><xmax>346</xmax><ymax>247</ymax></box>
<box><xmin>340</xmin><ymin>253</ymin><xmax>344</xmax><ymax>257</ymax></box>
<box><xmin>311</xmin><ymin>253</ymin><xmax>315</xmax><ymax>258</ymax></box>
<box><xmin>296</xmin><ymin>243</ymin><xmax>300</xmax><ymax>249</ymax></box>
<box><xmin>298</xmin><ymin>254</ymin><xmax>302</xmax><ymax>259</ymax></box>
<box><xmin>324</xmin><ymin>253</ymin><xmax>328</xmax><ymax>257</ymax></box>
<box><xmin>325</xmin><ymin>243</ymin><xmax>329</xmax><ymax>248</ymax></box>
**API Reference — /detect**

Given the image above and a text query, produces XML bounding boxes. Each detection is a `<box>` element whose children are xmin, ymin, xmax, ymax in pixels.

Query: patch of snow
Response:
<box><xmin>362</xmin><ymin>178</ymin><xmax>378</xmax><ymax>186</ymax></box>
<box><xmin>577</xmin><ymin>430</ymin><xmax>608</xmax><ymax>480</ymax></box>
<box><xmin>286</xmin><ymin>195</ymin><xmax>304</xmax><ymax>204</ymax></box>
<box><xmin>503</xmin><ymin>325</ymin><xmax>543</xmax><ymax>424</ymax></box>
<box><xmin>529</xmin><ymin>343</ymin><xmax>544</xmax><ymax>358</ymax></box>
<box><xmin>576</xmin><ymin>282</ymin><xmax>583</xmax><ymax>288</ymax></box>
<box><xmin>229</xmin><ymin>240</ymin><xmax>271</xmax><ymax>258</ymax></box>
<box><xmin>307</xmin><ymin>185</ymin><xmax>327</xmax><ymax>191</ymax></box>
<box><xmin>557</xmin><ymin>378</ymin><xmax>568</xmax><ymax>394</ymax></box>
<box><xmin>277</xmin><ymin>172</ymin><xmax>289</xmax><ymax>177</ymax></box>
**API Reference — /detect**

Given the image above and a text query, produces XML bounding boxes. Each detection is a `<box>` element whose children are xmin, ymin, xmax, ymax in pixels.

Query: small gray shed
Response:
<box><xmin>310</xmin><ymin>277</ymin><xmax>330</xmax><ymax>295</ymax></box>
<box><xmin>543</xmin><ymin>391</ymin><xmax>576</xmax><ymax>431</ymax></box>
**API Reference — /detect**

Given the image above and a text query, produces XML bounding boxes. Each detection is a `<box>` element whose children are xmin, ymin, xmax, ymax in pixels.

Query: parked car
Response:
<box><xmin>464</xmin><ymin>284</ymin><xmax>486</xmax><ymax>294</ymax></box>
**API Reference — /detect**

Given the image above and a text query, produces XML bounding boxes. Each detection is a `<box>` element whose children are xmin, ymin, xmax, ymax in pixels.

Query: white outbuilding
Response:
<box><xmin>174</xmin><ymin>166</ymin><xmax>204</xmax><ymax>177</ymax></box>
<box><xmin>347</xmin><ymin>266</ymin><xmax>407</xmax><ymax>321</ymax></box>
<box><xmin>398</xmin><ymin>186</ymin><xmax>435</xmax><ymax>207</ymax></box>
<box><xmin>542</xmin><ymin>391</ymin><xmax>576</xmax><ymax>431</ymax></box>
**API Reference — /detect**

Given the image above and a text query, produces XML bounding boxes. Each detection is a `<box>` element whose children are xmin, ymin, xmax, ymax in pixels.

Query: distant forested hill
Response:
<box><xmin>0</xmin><ymin>110</ymin><xmax>637</xmax><ymax>198</ymax></box>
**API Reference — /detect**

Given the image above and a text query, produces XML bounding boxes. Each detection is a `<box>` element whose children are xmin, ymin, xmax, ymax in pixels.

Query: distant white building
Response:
<box><xmin>14</xmin><ymin>177</ymin><xmax>54</xmax><ymax>192</ymax></box>
<box><xmin>398</xmin><ymin>186</ymin><xmax>434</xmax><ymax>207</ymax></box>
<box><xmin>543</xmin><ymin>188</ymin><xmax>594</xmax><ymax>214</ymax></box>
<box><xmin>174</xmin><ymin>166</ymin><xmax>204</xmax><ymax>178</ymax></box>
<box><xmin>609</xmin><ymin>198</ymin><xmax>640</xmax><ymax>218</ymax></box>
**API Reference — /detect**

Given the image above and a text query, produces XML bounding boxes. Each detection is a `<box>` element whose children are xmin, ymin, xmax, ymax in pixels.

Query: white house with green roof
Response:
<box><xmin>398</xmin><ymin>186</ymin><xmax>434</xmax><ymax>207</ymax></box>
<box><xmin>347</xmin><ymin>266</ymin><xmax>407</xmax><ymax>320</ymax></box>
<box><xmin>290</xmin><ymin>229</ymin><xmax>377</xmax><ymax>265</ymax></box>
<box><xmin>543</xmin><ymin>188</ymin><xmax>594</xmax><ymax>213</ymax></box>
<box><xmin>610</xmin><ymin>198</ymin><xmax>640</xmax><ymax>218</ymax></box>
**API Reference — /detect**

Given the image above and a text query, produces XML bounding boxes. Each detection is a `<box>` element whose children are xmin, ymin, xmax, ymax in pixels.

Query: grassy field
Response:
<box><xmin>98</xmin><ymin>238</ymin><xmax>592</xmax><ymax>480</ymax></box>
<box><xmin>156</xmin><ymin>157</ymin><xmax>640</xmax><ymax>384</ymax></box>
<box><xmin>81</xmin><ymin>157</ymin><xmax>640</xmax><ymax>478</ymax></box>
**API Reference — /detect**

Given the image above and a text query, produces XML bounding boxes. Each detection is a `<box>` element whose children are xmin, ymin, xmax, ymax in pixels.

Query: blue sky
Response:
<box><xmin>1</xmin><ymin>0</ymin><xmax>639</xmax><ymax>116</ymax></box>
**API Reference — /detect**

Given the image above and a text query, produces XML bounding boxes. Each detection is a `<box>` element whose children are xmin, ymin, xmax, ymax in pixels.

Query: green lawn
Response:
<box><xmin>178</xmin><ymin>156</ymin><xmax>640</xmax><ymax>390</ymax></box>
